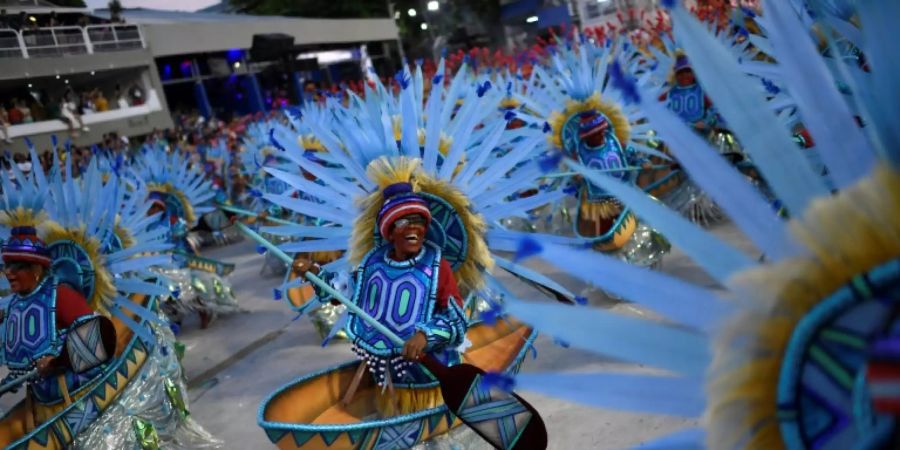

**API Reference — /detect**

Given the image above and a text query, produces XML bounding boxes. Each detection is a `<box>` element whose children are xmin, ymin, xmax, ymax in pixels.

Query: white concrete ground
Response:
<box><xmin>174</xmin><ymin>221</ymin><xmax>756</xmax><ymax>450</ymax></box>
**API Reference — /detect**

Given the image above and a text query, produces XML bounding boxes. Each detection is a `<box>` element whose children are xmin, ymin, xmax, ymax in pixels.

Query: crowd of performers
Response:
<box><xmin>0</xmin><ymin>0</ymin><xmax>897</xmax><ymax>449</ymax></box>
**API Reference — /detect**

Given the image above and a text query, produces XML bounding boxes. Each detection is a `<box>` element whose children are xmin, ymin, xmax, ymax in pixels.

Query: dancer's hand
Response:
<box><xmin>292</xmin><ymin>258</ymin><xmax>320</xmax><ymax>276</ymax></box>
<box><xmin>402</xmin><ymin>332</ymin><xmax>427</xmax><ymax>361</ymax></box>
<box><xmin>35</xmin><ymin>356</ymin><xmax>56</xmax><ymax>377</ymax></box>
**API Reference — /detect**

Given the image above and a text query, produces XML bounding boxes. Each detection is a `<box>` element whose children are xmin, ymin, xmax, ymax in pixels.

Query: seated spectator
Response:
<box><xmin>80</xmin><ymin>91</ymin><xmax>95</xmax><ymax>114</ymax></box>
<box><xmin>15</xmin><ymin>99</ymin><xmax>33</xmax><ymax>124</ymax></box>
<box><xmin>129</xmin><ymin>84</ymin><xmax>145</xmax><ymax>106</ymax></box>
<box><xmin>60</xmin><ymin>88</ymin><xmax>88</xmax><ymax>134</ymax></box>
<box><xmin>0</xmin><ymin>107</ymin><xmax>11</xmax><ymax>144</ymax></box>
<box><xmin>93</xmin><ymin>89</ymin><xmax>109</xmax><ymax>112</ymax></box>
<box><xmin>114</xmin><ymin>85</ymin><xmax>129</xmax><ymax>109</ymax></box>
<box><xmin>7</xmin><ymin>99</ymin><xmax>23</xmax><ymax>124</ymax></box>
<box><xmin>13</xmin><ymin>11</ymin><xmax>25</xmax><ymax>31</ymax></box>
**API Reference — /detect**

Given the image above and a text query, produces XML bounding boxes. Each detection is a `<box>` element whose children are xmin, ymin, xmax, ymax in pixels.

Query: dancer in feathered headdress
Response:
<box><xmin>0</xmin><ymin>139</ymin><xmax>221</xmax><ymax>449</ymax></box>
<box><xmin>504</xmin><ymin>1</ymin><xmax>900</xmax><ymax>448</ymax></box>
<box><xmin>513</xmin><ymin>36</ymin><xmax>672</xmax><ymax>267</ymax></box>
<box><xmin>250</xmin><ymin>62</ymin><xmax>578</xmax><ymax>447</ymax></box>
<box><xmin>132</xmin><ymin>144</ymin><xmax>240</xmax><ymax>330</ymax></box>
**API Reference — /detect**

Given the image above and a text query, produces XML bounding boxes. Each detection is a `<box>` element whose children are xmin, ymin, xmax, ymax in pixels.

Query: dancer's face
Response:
<box><xmin>4</xmin><ymin>262</ymin><xmax>42</xmax><ymax>294</ymax></box>
<box><xmin>389</xmin><ymin>214</ymin><xmax>427</xmax><ymax>260</ymax></box>
<box><xmin>676</xmin><ymin>68</ymin><xmax>696</xmax><ymax>86</ymax></box>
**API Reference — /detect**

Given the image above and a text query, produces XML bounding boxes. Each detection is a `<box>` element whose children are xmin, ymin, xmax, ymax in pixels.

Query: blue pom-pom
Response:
<box><xmin>479</xmin><ymin>372</ymin><xmax>516</xmax><ymax>393</ymax></box>
<box><xmin>504</xmin><ymin>110</ymin><xmax>517</xmax><ymax>121</ymax></box>
<box><xmin>169</xmin><ymin>322</ymin><xmax>181</xmax><ymax>336</ymax></box>
<box><xmin>661</xmin><ymin>0</ymin><xmax>676</xmax><ymax>8</ymax></box>
<box><xmin>273</xmin><ymin>288</ymin><xmax>282</xmax><ymax>300</ymax></box>
<box><xmin>575</xmin><ymin>296</ymin><xmax>588</xmax><ymax>305</ymax></box>
<box><xmin>480</xmin><ymin>302</ymin><xmax>503</xmax><ymax>325</ymax></box>
<box><xmin>609</xmin><ymin>61</ymin><xmax>641</xmax><ymax>105</ymax></box>
<box><xmin>554</xmin><ymin>338</ymin><xmax>571</xmax><ymax>348</ymax></box>
<box><xmin>286</xmin><ymin>107</ymin><xmax>303</xmax><ymax>121</ymax></box>
<box><xmin>256</xmin><ymin>245</ymin><xmax>267</xmax><ymax>254</ymax></box>
<box><xmin>761</xmin><ymin>78</ymin><xmax>780</xmax><ymax>95</ymax></box>
<box><xmin>51</xmin><ymin>135</ymin><xmax>58</xmax><ymax>148</ymax></box>
<box><xmin>171</xmin><ymin>289</ymin><xmax>181</xmax><ymax>299</ymax></box>
<box><xmin>476</xmin><ymin>80</ymin><xmax>492</xmax><ymax>97</ymax></box>
<box><xmin>394</xmin><ymin>70</ymin><xmax>411</xmax><ymax>89</ymax></box>
<box><xmin>515</xmin><ymin>236</ymin><xmax>543</xmax><ymax>262</ymax></box>
<box><xmin>538</xmin><ymin>152</ymin><xmax>563</xmax><ymax>173</ymax></box>
<box><xmin>542</xmin><ymin>122</ymin><xmax>552</xmax><ymax>133</ymax></box>
<box><xmin>160</xmin><ymin>345</ymin><xmax>169</xmax><ymax>356</ymax></box>
<box><xmin>432</xmin><ymin>74</ymin><xmax>444</xmax><ymax>85</ymax></box>
<box><xmin>249</xmin><ymin>189</ymin><xmax>263</xmax><ymax>198</ymax></box>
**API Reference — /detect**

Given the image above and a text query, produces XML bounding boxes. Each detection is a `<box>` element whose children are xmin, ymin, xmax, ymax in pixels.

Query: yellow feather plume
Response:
<box><xmin>706</xmin><ymin>165</ymin><xmax>900</xmax><ymax>450</ymax></box>
<box><xmin>0</xmin><ymin>207</ymin><xmax>46</xmax><ymax>228</ymax></box>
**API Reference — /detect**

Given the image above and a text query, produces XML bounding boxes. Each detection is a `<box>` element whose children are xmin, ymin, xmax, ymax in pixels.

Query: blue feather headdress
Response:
<box><xmin>262</xmin><ymin>60</ymin><xmax>582</xmax><ymax>303</ymax></box>
<box><xmin>132</xmin><ymin>144</ymin><xmax>216</xmax><ymax>227</ymax></box>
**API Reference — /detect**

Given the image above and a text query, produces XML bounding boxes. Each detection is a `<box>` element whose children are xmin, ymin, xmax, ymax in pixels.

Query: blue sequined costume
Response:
<box><xmin>314</xmin><ymin>241</ymin><xmax>467</xmax><ymax>389</ymax></box>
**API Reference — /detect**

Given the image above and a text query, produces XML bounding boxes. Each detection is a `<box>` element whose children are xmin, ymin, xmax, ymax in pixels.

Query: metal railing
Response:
<box><xmin>0</xmin><ymin>28</ymin><xmax>22</xmax><ymax>58</ymax></box>
<box><xmin>85</xmin><ymin>24</ymin><xmax>144</xmax><ymax>52</ymax></box>
<box><xmin>21</xmin><ymin>26</ymin><xmax>88</xmax><ymax>57</ymax></box>
<box><xmin>0</xmin><ymin>24</ymin><xmax>145</xmax><ymax>58</ymax></box>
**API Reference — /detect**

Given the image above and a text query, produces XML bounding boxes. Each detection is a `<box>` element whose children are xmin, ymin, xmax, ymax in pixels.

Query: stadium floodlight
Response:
<box><xmin>408</xmin><ymin>8</ymin><xmax>417</xmax><ymax>17</ymax></box>
<box><xmin>421</xmin><ymin>23</ymin><xmax>428</xmax><ymax>30</ymax></box>
<box><xmin>427</xmin><ymin>1</ymin><xmax>439</xmax><ymax>11</ymax></box>
<box><xmin>526</xmin><ymin>16</ymin><xmax>538</xmax><ymax>23</ymax></box>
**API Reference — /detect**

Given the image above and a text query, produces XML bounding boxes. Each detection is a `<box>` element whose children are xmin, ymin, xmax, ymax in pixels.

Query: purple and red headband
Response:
<box><xmin>376</xmin><ymin>183</ymin><xmax>432</xmax><ymax>238</ymax></box>
<box><xmin>2</xmin><ymin>226</ymin><xmax>51</xmax><ymax>267</ymax></box>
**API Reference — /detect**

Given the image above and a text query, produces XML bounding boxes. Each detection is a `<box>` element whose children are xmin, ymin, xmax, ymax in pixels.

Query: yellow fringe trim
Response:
<box><xmin>579</xmin><ymin>196</ymin><xmax>622</xmax><ymax>221</ymax></box>
<box><xmin>146</xmin><ymin>183</ymin><xmax>198</xmax><ymax>226</ymax></box>
<box><xmin>416</xmin><ymin>129</ymin><xmax>453</xmax><ymax>157</ymax></box>
<box><xmin>706</xmin><ymin>165</ymin><xmax>900</xmax><ymax>450</ymax></box>
<box><xmin>113</xmin><ymin>218</ymin><xmax>136</xmax><ymax>250</ymax></box>
<box><xmin>351</xmin><ymin>157</ymin><xmax>493</xmax><ymax>292</ymax></box>
<box><xmin>375</xmin><ymin>386</ymin><xmax>443</xmax><ymax>417</ymax></box>
<box><xmin>299</xmin><ymin>135</ymin><xmax>324</xmax><ymax>152</ymax></box>
<box><xmin>547</xmin><ymin>93</ymin><xmax>631</xmax><ymax>153</ymax></box>
<box><xmin>500</xmin><ymin>97</ymin><xmax>521</xmax><ymax>109</ymax></box>
<box><xmin>0</xmin><ymin>207</ymin><xmax>46</xmax><ymax>228</ymax></box>
<box><xmin>42</xmin><ymin>222</ymin><xmax>116</xmax><ymax>314</ymax></box>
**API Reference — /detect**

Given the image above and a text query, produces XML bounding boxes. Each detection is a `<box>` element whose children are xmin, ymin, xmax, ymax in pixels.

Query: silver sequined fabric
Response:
<box><xmin>74</xmin><ymin>315</ymin><xmax>223</xmax><ymax>450</ymax></box>
<box><xmin>156</xmin><ymin>268</ymin><xmax>240</xmax><ymax>322</ymax></box>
